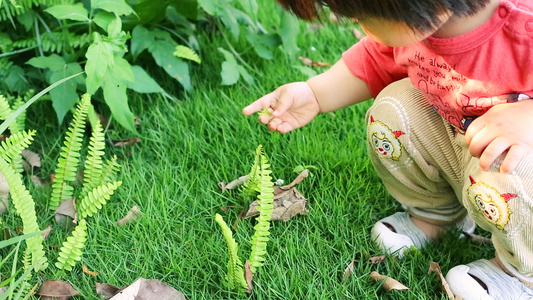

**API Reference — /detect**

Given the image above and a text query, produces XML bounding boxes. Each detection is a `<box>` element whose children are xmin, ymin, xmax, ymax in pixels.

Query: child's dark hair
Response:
<box><xmin>277</xmin><ymin>0</ymin><xmax>490</xmax><ymax>32</ymax></box>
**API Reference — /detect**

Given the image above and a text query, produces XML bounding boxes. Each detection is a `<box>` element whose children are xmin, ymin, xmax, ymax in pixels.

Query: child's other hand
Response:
<box><xmin>465</xmin><ymin>100</ymin><xmax>533</xmax><ymax>173</ymax></box>
<box><xmin>242</xmin><ymin>82</ymin><xmax>321</xmax><ymax>133</ymax></box>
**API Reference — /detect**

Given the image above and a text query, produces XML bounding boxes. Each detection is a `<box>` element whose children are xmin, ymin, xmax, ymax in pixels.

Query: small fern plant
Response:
<box><xmin>215</xmin><ymin>145</ymin><xmax>275</xmax><ymax>291</ymax></box>
<box><xmin>52</xmin><ymin>93</ymin><xmax>122</xmax><ymax>271</ymax></box>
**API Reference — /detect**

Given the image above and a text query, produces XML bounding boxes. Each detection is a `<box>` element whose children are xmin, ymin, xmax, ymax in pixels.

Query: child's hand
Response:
<box><xmin>242</xmin><ymin>82</ymin><xmax>321</xmax><ymax>133</ymax></box>
<box><xmin>465</xmin><ymin>100</ymin><xmax>533</xmax><ymax>173</ymax></box>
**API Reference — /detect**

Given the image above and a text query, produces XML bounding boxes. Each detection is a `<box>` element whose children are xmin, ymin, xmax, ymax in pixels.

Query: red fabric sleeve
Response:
<box><xmin>341</xmin><ymin>37</ymin><xmax>408</xmax><ymax>97</ymax></box>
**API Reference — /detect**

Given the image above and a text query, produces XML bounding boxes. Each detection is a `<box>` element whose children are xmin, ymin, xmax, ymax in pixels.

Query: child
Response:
<box><xmin>243</xmin><ymin>0</ymin><xmax>533</xmax><ymax>298</ymax></box>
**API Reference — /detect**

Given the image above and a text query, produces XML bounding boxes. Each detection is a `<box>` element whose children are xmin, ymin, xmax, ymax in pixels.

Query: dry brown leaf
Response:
<box><xmin>37</xmin><ymin>280</ymin><xmax>79</xmax><ymax>300</ymax></box>
<box><xmin>116</xmin><ymin>205</ymin><xmax>141</xmax><ymax>226</ymax></box>
<box><xmin>343</xmin><ymin>261</ymin><xmax>355</xmax><ymax>279</ymax></box>
<box><xmin>42</xmin><ymin>225</ymin><xmax>52</xmax><ymax>240</ymax></box>
<box><xmin>83</xmin><ymin>264</ymin><xmax>99</xmax><ymax>276</ymax></box>
<box><xmin>353</xmin><ymin>27</ymin><xmax>366</xmax><ymax>40</ymax></box>
<box><xmin>368</xmin><ymin>255</ymin><xmax>386</xmax><ymax>264</ymax></box>
<box><xmin>370</xmin><ymin>271</ymin><xmax>409</xmax><ymax>292</ymax></box>
<box><xmin>273</xmin><ymin>169</ymin><xmax>309</xmax><ymax>194</ymax></box>
<box><xmin>463</xmin><ymin>232</ymin><xmax>492</xmax><ymax>245</ymax></box>
<box><xmin>245</xmin><ymin>187</ymin><xmax>308</xmax><ymax>221</ymax></box>
<box><xmin>245</xmin><ymin>260</ymin><xmax>253</xmax><ymax>293</ymax></box>
<box><xmin>0</xmin><ymin>172</ymin><xmax>9</xmax><ymax>215</ymax></box>
<box><xmin>55</xmin><ymin>198</ymin><xmax>77</xmax><ymax>225</ymax></box>
<box><xmin>31</xmin><ymin>175</ymin><xmax>48</xmax><ymax>187</ymax></box>
<box><xmin>218</xmin><ymin>174</ymin><xmax>250</xmax><ymax>193</ymax></box>
<box><xmin>298</xmin><ymin>56</ymin><xmax>330</xmax><ymax>67</ymax></box>
<box><xmin>112</xmin><ymin>138</ymin><xmax>141</xmax><ymax>147</ymax></box>
<box><xmin>21</xmin><ymin>149</ymin><xmax>41</xmax><ymax>169</ymax></box>
<box><xmin>429</xmin><ymin>262</ymin><xmax>455</xmax><ymax>299</ymax></box>
<box><xmin>109</xmin><ymin>278</ymin><xmax>186</xmax><ymax>300</ymax></box>
<box><xmin>96</xmin><ymin>283</ymin><xmax>120</xmax><ymax>300</ymax></box>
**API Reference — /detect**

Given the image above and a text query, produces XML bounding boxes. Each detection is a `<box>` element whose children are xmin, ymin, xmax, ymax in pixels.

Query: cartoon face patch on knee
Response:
<box><xmin>467</xmin><ymin>176</ymin><xmax>517</xmax><ymax>230</ymax></box>
<box><xmin>368</xmin><ymin>116</ymin><xmax>405</xmax><ymax>161</ymax></box>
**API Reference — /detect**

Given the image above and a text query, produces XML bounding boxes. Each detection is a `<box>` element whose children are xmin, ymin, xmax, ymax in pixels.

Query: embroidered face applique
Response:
<box><xmin>368</xmin><ymin>116</ymin><xmax>405</xmax><ymax>161</ymax></box>
<box><xmin>467</xmin><ymin>176</ymin><xmax>517</xmax><ymax>230</ymax></box>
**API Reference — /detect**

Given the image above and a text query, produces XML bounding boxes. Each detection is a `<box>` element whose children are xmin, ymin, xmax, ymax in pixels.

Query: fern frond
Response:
<box><xmin>174</xmin><ymin>45</ymin><xmax>201</xmax><ymax>64</ymax></box>
<box><xmin>50</xmin><ymin>94</ymin><xmax>90</xmax><ymax>210</ymax></box>
<box><xmin>247</xmin><ymin>148</ymin><xmax>274</xmax><ymax>273</ymax></box>
<box><xmin>0</xmin><ymin>130</ymin><xmax>34</xmax><ymax>163</ymax></box>
<box><xmin>0</xmin><ymin>0</ymin><xmax>74</xmax><ymax>22</ymax></box>
<box><xmin>78</xmin><ymin>181</ymin><xmax>122</xmax><ymax>219</ymax></box>
<box><xmin>0</xmin><ymin>156</ymin><xmax>47</xmax><ymax>272</ymax></box>
<box><xmin>55</xmin><ymin>219</ymin><xmax>87</xmax><ymax>271</ymax></box>
<box><xmin>214</xmin><ymin>213</ymin><xmax>247</xmax><ymax>290</ymax></box>
<box><xmin>12</xmin><ymin>32</ymin><xmax>92</xmax><ymax>53</ymax></box>
<box><xmin>0</xmin><ymin>94</ymin><xmax>12</xmax><ymax>121</ymax></box>
<box><xmin>99</xmin><ymin>156</ymin><xmax>120</xmax><ymax>183</ymax></box>
<box><xmin>12</xmin><ymin>91</ymin><xmax>31</xmax><ymax>133</ymax></box>
<box><xmin>241</xmin><ymin>145</ymin><xmax>262</xmax><ymax>197</ymax></box>
<box><xmin>79</xmin><ymin>114</ymin><xmax>105</xmax><ymax>199</ymax></box>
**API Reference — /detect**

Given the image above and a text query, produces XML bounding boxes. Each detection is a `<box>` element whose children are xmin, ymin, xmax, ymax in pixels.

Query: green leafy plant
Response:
<box><xmin>215</xmin><ymin>145</ymin><xmax>275</xmax><ymax>291</ymax></box>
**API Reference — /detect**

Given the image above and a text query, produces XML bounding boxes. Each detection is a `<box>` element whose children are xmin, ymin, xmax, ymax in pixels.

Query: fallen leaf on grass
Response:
<box><xmin>245</xmin><ymin>260</ymin><xmax>253</xmax><ymax>293</ymax></box>
<box><xmin>463</xmin><ymin>232</ymin><xmax>492</xmax><ymax>245</ymax></box>
<box><xmin>370</xmin><ymin>271</ymin><xmax>409</xmax><ymax>292</ymax></box>
<box><xmin>343</xmin><ymin>261</ymin><xmax>356</xmax><ymax>279</ymax></box>
<box><xmin>112</xmin><ymin>138</ymin><xmax>141</xmax><ymax>147</ymax></box>
<box><xmin>353</xmin><ymin>28</ymin><xmax>366</xmax><ymax>40</ymax></box>
<box><xmin>245</xmin><ymin>187</ymin><xmax>308</xmax><ymax>221</ymax></box>
<box><xmin>273</xmin><ymin>169</ymin><xmax>309</xmax><ymax>194</ymax></box>
<box><xmin>329</xmin><ymin>12</ymin><xmax>340</xmax><ymax>23</ymax></box>
<box><xmin>218</xmin><ymin>174</ymin><xmax>250</xmax><ymax>193</ymax></box>
<box><xmin>109</xmin><ymin>278</ymin><xmax>186</xmax><ymax>300</ymax></box>
<box><xmin>42</xmin><ymin>225</ymin><xmax>52</xmax><ymax>240</ymax></box>
<box><xmin>37</xmin><ymin>280</ymin><xmax>79</xmax><ymax>300</ymax></box>
<box><xmin>96</xmin><ymin>283</ymin><xmax>120</xmax><ymax>299</ymax></box>
<box><xmin>429</xmin><ymin>262</ymin><xmax>455</xmax><ymax>299</ymax></box>
<box><xmin>116</xmin><ymin>205</ymin><xmax>141</xmax><ymax>226</ymax></box>
<box><xmin>55</xmin><ymin>198</ymin><xmax>77</xmax><ymax>225</ymax></box>
<box><xmin>31</xmin><ymin>175</ymin><xmax>48</xmax><ymax>187</ymax></box>
<box><xmin>0</xmin><ymin>172</ymin><xmax>9</xmax><ymax>215</ymax></box>
<box><xmin>368</xmin><ymin>255</ymin><xmax>386</xmax><ymax>264</ymax></box>
<box><xmin>21</xmin><ymin>149</ymin><xmax>41</xmax><ymax>173</ymax></box>
<box><xmin>83</xmin><ymin>264</ymin><xmax>99</xmax><ymax>276</ymax></box>
<box><xmin>298</xmin><ymin>56</ymin><xmax>330</xmax><ymax>67</ymax></box>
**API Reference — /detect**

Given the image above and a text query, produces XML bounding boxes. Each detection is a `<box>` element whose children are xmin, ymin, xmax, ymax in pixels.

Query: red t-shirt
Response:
<box><xmin>342</xmin><ymin>0</ymin><xmax>533</xmax><ymax>132</ymax></box>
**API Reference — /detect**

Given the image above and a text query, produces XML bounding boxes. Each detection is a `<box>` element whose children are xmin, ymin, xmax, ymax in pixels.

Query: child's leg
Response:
<box><xmin>366</xmin><ymin>78</ymin><xmax>473</xmax><ymax>256</ymax></box>
<box><xmin>446</xmin><ymin>143</ymin><xmax>533</xmax><ymax>297</ymax></box>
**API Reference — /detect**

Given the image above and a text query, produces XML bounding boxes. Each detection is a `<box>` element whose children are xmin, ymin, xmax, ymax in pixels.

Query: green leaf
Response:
<box><xmin>174</xmin><ymin>0</ymin><xmax>198</xmax><ymax>20</ymax></box>
<box><xmin>280</xmin><ymin>11</ymin><xmax>300</xmax><ymax>57</ymax></box>
<box><xmin>149</xmin><ymin>40</ymin><xmax>191</xmax><ymax>91</ymax></box>
<box><xmin>127</xmin><ymin>65</ymin><xmax>163</xmax><ymax>93</ymax></box>
<box><xmin>237</xmin><ymin>0</ymin><xmax>258</xmax><ymax>16</ymax></box>
<box><xmin>92</xmin><ymin>11</ymin><xmax>115</xmax><ymax>31</ymax></box>
<box><xmin>131</xmin><ymin>25</ymin><xmax>154</xmax><ymax>59</ymax></box>
<box><xmin>107</xmin><ymin>15</ymin><xmax>122</xmax><ymax>38</ymax></box>
<box><xmin>85</xmin><ymin>37</ymin><xmax>114</xmax><ymax>94</ymax></box>
<box><xmin>91</xmin><ymin>0</ymin><xmax>135</xmax><ymax>16</ymax></box>
<box><xmin>112</xmin><ymin>55</ymin><xmax>134</xmax><ymax>82</ymax></box>
<box><xmin>237</xmin><ymin>65</ymin><xmax>254</xmax><ymax>84</ymax></box>
<box><xmin>245</xmin><ymin>32</ymin><xmax>281</xmax><ymax>60</ymax></box>
<box><xmin>26</xmin><ymin>54</ymin><xmax>65</xmax><ymax>71</ymax></box>
<box><xmin>220</xmin><ymin>7</ymin><xmax>240</xmax><ymax>40</ymax></box>
<box><xmin>103</xmin><ymin>78</ymin><xmax>136</xmax><ymax>132</ymax></box>
<box><xmin>45</xmin><ymin>4</ymin><xmax>90</xmax><ymax>21</ymax></box>
<box><xmin>218</xmin><ymin>48</ymin><xmax>239</xmax><ymax>86</ymax></box>
<box><xmin>50</xmin><ymin>63</ymin><xmax>83</xmax><ymax>124</ymax></box>
<box><xmin>198</xmin><ymin>0</ymin><xmax>217</xmax><ymax>15</ymax></box>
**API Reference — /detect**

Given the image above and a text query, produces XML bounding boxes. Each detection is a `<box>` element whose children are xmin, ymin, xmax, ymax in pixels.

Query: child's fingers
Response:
<box><xmin>242</xmin><ymin>91</ymin><xmax>278</xmax><ymax>116</ymax></box>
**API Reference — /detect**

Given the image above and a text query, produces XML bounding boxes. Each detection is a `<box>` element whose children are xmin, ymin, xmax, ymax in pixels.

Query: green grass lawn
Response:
<box><xmin>1</xmin><ymin>1</ymin><xmax>495</xmax><ymax>299</ymax></box>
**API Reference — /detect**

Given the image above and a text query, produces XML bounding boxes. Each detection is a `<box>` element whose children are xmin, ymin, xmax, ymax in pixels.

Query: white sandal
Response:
<box><xmin>371</xmin><ymin>211</ymin><xmax>476</xmax><ymax>257</ymax></box>
<box><xmin>446</xmin><ymin>259</ymin><xmax>533</xmax><ymax>300</ymax></box>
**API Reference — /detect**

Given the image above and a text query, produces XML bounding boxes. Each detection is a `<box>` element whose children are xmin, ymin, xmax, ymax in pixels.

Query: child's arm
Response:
<box><xmin>465</xmin><ymin>99</ymin><xmax>533</xmax><ymax>173</ymax></box>
<box><xmin>242</xmin><ymin>58</ymin><xmax>372</xmax><ymax>133</ymax></box>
